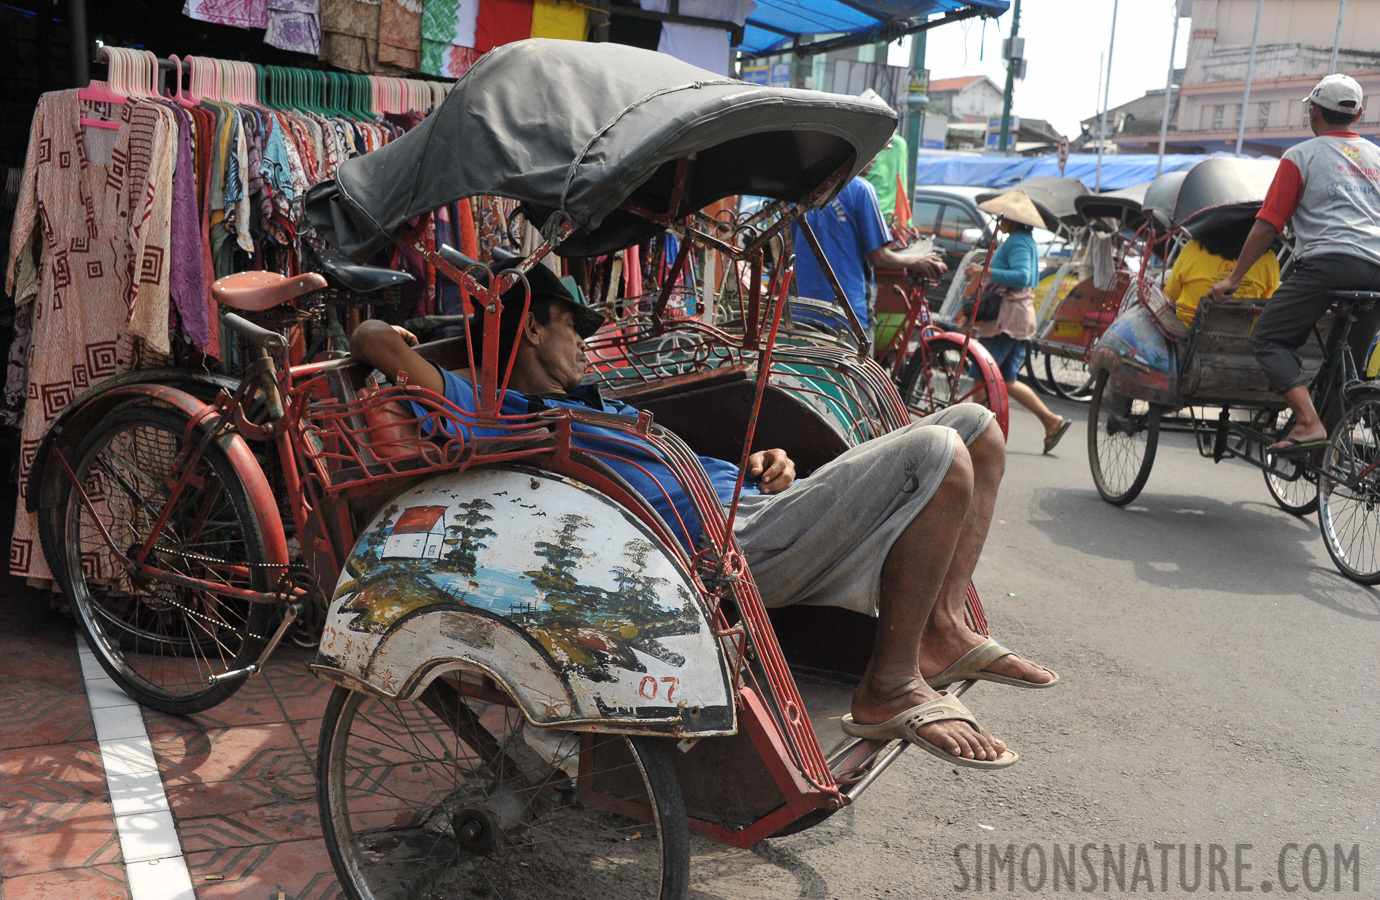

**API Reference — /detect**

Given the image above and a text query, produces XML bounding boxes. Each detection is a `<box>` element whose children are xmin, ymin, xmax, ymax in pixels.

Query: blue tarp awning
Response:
<box><xmin>738</xmin><ymin>0</ymin><xmax>1009</xmax><ymax>57</ymax></box>
<box><xmin>913</xmin><ymin>152</ymin><xmax>1238</xmax><ymax>192</ymax></box>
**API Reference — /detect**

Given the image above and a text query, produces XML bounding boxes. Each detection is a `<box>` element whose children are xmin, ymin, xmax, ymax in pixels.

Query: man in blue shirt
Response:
<box><xmin>350</xmin><ymin>262</ymin><xmax>1057</xmax><ymax>770</ymax></box>
<box><xmin>791</xmin><ymin>176</ymin><xmax>947</xmax><ymax>328</ymax></box>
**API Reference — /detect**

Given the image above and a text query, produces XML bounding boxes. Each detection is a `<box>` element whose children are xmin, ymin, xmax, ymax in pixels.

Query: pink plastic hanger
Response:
<box><xmin>79</xmin><ymin>44</ymin><xmax>127</xmax><ymax>129</ymax></box>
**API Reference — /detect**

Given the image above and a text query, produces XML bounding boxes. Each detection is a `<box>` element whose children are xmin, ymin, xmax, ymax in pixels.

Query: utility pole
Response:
<box><xmin>906</xmin><ymin>31</ymin><xmax>927</xmax><ymax>192</ymax></box>
<box><xmin>998</xmin><ymin>0</ymin><xmax>1021</xmax><ymax>152</ymax></box>
<box><xmin>1330</xmin><ymin>0</ymin><xmax>1348</xmax><ymax>74</ymax></box>
<box><xmin>1234</xmin><ymin>0</ymin><xmax>1264</xmax><ymax>158</ymax></box>
<box><xmin>1156</xmin><ymin>0</ymin><xmax>1184</xmax><ymax>176</ymax></box>
<box><xmin>1096</xmin><ymin>0</ymin><xmax>1120</xmax><ymax>191</ymax></box>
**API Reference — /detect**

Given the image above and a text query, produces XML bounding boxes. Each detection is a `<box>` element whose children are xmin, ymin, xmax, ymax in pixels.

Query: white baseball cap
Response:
<box><xmin>1303</xmin><ymin>73</ymin><xmax>1363</xmax><ymax>113</ymax></box>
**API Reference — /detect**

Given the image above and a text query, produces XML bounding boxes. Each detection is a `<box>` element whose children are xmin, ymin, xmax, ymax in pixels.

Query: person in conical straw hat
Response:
<box><xmin>958</xmin><ymin>190</ymin><xmax>1073</xmax><ymax>454</ymax></box>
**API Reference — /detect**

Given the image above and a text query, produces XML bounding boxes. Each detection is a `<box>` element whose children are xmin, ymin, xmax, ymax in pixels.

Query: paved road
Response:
<box><xmin>692</xmin><ymin>398</ymin><xmax>1380</xmax><ymax>898</ymax></box>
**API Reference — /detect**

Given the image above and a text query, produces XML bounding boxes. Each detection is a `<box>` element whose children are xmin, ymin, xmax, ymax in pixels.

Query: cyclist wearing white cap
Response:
<box><xmin>1207</xmin><ymin>73</ymin><xmax>1380</xmax><ymax>456</ymax></box>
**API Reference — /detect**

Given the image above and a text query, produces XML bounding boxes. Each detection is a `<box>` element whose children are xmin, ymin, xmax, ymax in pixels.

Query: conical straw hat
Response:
<box><xmin>977</xmin><ymin>190</ymin><xmax>1045</xmax><ymax>229</ymax></box>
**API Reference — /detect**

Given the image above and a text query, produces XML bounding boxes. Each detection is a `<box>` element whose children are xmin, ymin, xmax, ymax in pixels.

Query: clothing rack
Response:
<box><xmin>87</xmin><ymin>42</ymin><xmax>450</xmax><ymax>118</ymax></box>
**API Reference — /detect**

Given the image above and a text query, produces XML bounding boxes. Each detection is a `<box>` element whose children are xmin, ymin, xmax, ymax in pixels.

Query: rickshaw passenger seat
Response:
<box><xmin>212</xmin><ymin>271</ymin><xmax>329</xmax><ymax>311</ymax></box>
<box><xmin>309</xmin><ymin>245</ymin><xmax>416</xmax><ymax>293</ymax></box>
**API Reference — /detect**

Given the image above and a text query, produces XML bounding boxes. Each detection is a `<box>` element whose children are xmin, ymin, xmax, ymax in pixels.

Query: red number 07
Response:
<box><xmin>637</xmin><ymin>676</ymin><xmax>680</xmax><ymax>702</ymax></box>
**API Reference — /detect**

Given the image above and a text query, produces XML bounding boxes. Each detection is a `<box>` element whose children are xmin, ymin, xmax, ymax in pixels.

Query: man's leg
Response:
<box><xmin>916</xmin><ymin>417</ymin><xmax>1054</xmax><ymax>684</ymax></box>
<box><xmin>1251</xmin><ymin>256</ymin><xmax>1363</xmax><ymax>448</ymax></box>
<box><xmin>852</xmin><ymin>435</ymin><xmax>1008</xmax><ymax>761</ymax></box>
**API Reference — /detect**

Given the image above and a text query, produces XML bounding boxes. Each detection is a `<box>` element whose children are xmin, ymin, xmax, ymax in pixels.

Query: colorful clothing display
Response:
<box><xmin>266</xmin><ymin>0</ymin><xmax>323</xmax><ymax>54</ymax></box>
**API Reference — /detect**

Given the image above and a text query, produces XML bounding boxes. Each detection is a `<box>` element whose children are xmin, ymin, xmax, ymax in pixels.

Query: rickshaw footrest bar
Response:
<box><xmin>206</xmin><ymin>601</ymin><xmax>302</xmax><ymax>685</ymax></box>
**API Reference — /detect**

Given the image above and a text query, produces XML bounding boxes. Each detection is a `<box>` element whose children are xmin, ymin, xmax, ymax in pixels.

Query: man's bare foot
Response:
<box><xmin>850</xmin><ymin>678</ymin><xmax>1007</xmax><ymax>762</ymax></box>
<box><xmin>1268</xmin><ymin>427</ymin><xmax>1327</xmax><ymax>453</ymax></box>
<box><xmin>919</xmin><ymin>628</ymin><xmax>1055</xmax><ymax>686</ymax></box>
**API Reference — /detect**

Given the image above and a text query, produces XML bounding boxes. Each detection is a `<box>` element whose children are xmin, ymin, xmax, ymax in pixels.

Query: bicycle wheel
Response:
<box><xmin>1087</xmin><ymin>370</ymin><xmax>1160</xmax><ymax>506</ymax></box>
<box><xmin>900</xmin><ymin>335</ymin><xmax>1007</xmax><ymax>422</ymax></box>
<box><xmin>61</xmin><ymin>405</ymin><xmax>273</xmax><ymax>713</ymax></box>
<box><xmin>318</xmin><ymin>677</ymin><xmax>690</xmax><ymax>900</ymax></box>
<box><xmin>1264</xmin><ymin>414</ymin><xmax>1319</xmax><ymax>516</ymax></box>
<box><xmin>1045</xmin><ymin>353</ymin><xmax>1095</xmax><ymax>402</ymax></box>
<box><xmin>1318</xmin><ymin>389</ymin><xmax>1380</xmax><ymax>584</ymax></box>
<box><xmin>1023</xmin><ymin>347</ymin><xmax>1055</xmax><ymax>396</ymax></box>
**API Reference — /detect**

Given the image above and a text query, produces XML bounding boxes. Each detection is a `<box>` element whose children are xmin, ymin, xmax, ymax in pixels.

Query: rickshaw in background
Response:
<box><xmin>27</xmin><ymin>40</ymin><xmax>1004</xmax><ymax>899</ymax></box>
<box><xmin>1018</xmin><ymin>181</ymin><xmax>1152</xmax><ymax>401</ymax></box>
<box><xmin>1085</xmin><ymin>156</ymin><xmax>1380</xmax><ymax>584</ymax></box>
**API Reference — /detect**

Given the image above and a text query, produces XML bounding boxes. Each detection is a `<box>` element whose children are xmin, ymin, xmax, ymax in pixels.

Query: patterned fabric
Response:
<box><xmin>4</xmin><ymin>92</ymin><xmax>176</xmax><ymax>580</ymax></box>
<box><xmin>265</xmin><ymin>0</ymin><xmax>322</xmax><ymax>54</ymax></box>
<box><xmin>421</xmin><ymin>0</ymin><xmax>481</xmax><ymax>77</ymax></box>
<box><xmin>320</xmin><ymin>0</ymin><xmax>411</xmax><ymax>73</ymax></box>
<box><xmin>379</xmin><ymin>0</ymin><xmax>423</xmax><ymax>70</ymax></box>
<box><xmin>183</xmin><ymin>0</ymin><xmax>267</xmax><ymax>28</ymax></box>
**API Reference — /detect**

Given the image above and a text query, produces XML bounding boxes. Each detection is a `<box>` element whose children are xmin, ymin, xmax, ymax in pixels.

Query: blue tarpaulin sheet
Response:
<box><xmin>739</xmin><ymin>0</ymin><xmax>1009</xmax><ymax>56</ymax></box>
<box><xmin>913</xmin><ymin>152</ymin><xmax>1224</xmax><ymax>191</ymax></box>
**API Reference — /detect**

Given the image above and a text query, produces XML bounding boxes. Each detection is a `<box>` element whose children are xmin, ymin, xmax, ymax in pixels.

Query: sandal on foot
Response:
<box><xmin>841</xmin><ymin>692</ymin><xmax>1018</xmax><ymax>770</ymax></box>
<box><xmin>1268</xmin><ymin>436</ymin><xmax>1329</xmax><ymax>458</ymax></box>
<box><xmin>1043</xmin><ymin>419</ymin><xmax>1073</xmax><ymax>454</ymax></box>
<box><xmin>925</xmin><ymin>637</ymin><xmax>1060</xmax><ymax>690</ymax></box>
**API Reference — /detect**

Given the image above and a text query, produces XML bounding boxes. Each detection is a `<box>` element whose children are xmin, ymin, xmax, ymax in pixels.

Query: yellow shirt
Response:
<box><xmin>1166</xmin><ymin>239</ymin><xmax>1280</xmax><ymax>326</ymax></box>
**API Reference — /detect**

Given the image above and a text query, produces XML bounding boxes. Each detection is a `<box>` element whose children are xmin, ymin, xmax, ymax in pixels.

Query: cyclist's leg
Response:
<box><xmin>1251</xmin><ymin>256</ymin><xmax>1352</xmax><ymax>445</ymax></box>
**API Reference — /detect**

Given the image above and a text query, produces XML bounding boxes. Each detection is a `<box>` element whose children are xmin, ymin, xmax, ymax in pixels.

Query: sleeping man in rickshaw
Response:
<box><xmin>350</xmin><ymin>262</ymin><xmax>1059</xmax><ymax>771</ymax></box>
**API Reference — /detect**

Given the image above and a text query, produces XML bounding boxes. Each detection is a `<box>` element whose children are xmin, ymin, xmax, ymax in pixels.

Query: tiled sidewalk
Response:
<box><xmin>0</xmin><ymin>581</ymin><xmax>342</xmax><ymax>899</ymax></box>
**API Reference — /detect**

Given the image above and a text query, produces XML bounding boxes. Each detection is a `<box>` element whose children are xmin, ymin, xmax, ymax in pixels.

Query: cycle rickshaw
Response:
<box><xmin>27</xmin><ymin>40</ymin><xmax>1003</xmax><ymax>899</ymax></box>
<box><xmin>1085</xmin><ymin>156</ymin><xmax>1380</xmax><ymax>584</ymax></box>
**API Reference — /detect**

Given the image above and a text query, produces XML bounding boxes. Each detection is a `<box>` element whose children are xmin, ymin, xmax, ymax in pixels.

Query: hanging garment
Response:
<box><xmin>378</xmin><ymin>0</ymin><xmax>423</xmax><ymax>70</ymax></box>
<box><xmin>530</xmin><ymin>0</ymin><xmax>587</xmax><ymax>40</ymax></box>
<box><xmin>639</xmin><ymin>0</ymin><xmax>755</xmax><ymax>75</ymax></box>
<box><xmin>184</xmin><ymin>0</ymin><xmax>267</xmax><ymax>28</ymax></box>
<box><xmin>421</xmin><ymin>0</ymin><xmax>481</xmax><ymax>77</ymax></box>
<box><xmin>265</xmin><ymin>0</ymin><xmax>323</xmax><ymax>55</ymax></box>
<box><xmin>474</xmin><ymin>0</ymin><xmax>532</xmax><ymax>52</ymax></box>
<box><xmin>4</xmin><ymin>92</ymin><xmax>177</xmax><ymax>580</ymax></box>
<box><xmin>320</xmin><ymin>0</ymin><xmax>412</xmax><ymax>73</ymax></box>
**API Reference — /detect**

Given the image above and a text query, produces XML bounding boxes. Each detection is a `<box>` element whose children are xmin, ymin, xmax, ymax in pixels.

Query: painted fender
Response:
<box><xmin>311</xmin><ymin>466</ymin><xmax>736</xmax><ymax>737</ymax></box>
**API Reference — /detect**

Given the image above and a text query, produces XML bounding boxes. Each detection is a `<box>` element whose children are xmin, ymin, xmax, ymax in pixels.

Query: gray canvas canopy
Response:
<box><xmin>305</xmin><ymin>39</ymin><xmax>898</xmax><ymax>260</ymax></box>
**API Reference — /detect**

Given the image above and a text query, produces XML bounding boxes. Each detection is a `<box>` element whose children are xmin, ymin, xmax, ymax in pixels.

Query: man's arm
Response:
<box><xmin>349</xmin><ymin>319</ymin><xmax>446</xmax><ymax>394</ymax></box>
<box><xmin>868</xmin><ymin>245</ymin><xmax>949</xmax><ymax>278</ymax></box>
<box><xmin>1205</xmin><ymin>219</ymin><xmax>1279</xmax><ymax>303</ymax></box>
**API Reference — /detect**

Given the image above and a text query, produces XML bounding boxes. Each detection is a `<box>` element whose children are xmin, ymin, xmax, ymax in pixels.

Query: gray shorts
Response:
<box><xmin>733</xmin><ymin>403</ymin><xmax>995</xmax><ymax>616</ymax></box>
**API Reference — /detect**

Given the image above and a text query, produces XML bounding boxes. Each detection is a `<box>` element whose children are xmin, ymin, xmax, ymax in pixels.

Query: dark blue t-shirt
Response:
<box><xmin>790</xmin><ymin>177</ymin><xmax>891</xmax><ymax>327</ymax></box>
<box><xmin>415</xmin><ymin>366</ymin><xmax>758</xmax><ymax>552</ymax></box>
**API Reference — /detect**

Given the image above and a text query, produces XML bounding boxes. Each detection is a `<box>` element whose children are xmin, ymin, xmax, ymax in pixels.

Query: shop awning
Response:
<box><xmin>739</xmin><ymin>0</ymin><xmax>1010</xmax><ymax>58</ymax></box>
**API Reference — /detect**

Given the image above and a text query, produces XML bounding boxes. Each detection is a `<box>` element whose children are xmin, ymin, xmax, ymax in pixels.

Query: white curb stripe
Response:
<box><xmin>77</xmin><ymin>636</ymin><xmax>196</xmax><ymax>900</ymax></box>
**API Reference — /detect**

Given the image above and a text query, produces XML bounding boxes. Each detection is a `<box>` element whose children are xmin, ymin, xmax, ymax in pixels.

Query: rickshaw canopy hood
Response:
<box><xmin>305</xmin><ymin>39</ymin><xmax>898</xmax><ymax>260</ymax></box>
<box><xmin>1154</xmin><ymin>157</ymin><xmax>1279</xmax><ymax>236</ymax></box>
<box><xmin>979</xmin><ymin>176</ymin><xmax>1090</xmax><ymax>232</ymax></box>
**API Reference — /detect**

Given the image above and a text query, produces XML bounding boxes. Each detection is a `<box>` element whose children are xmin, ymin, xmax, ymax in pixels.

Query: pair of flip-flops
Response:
<box><xmin>1268</xmin><ymin>435</ymin><xmax>1329</xmax><ymax>458</ymax></box>
<box><xmin>841</xmin><ymin>692</ymin><xmax>1019</xmax><ymax>770</ymax></box>
<box><xmin>924</xmin><ymin>638</ymin><xmax>1061</xmax><ymax>690</ymax></box>
<box><xmin>1043</xmin><ymin>419</ymin><xmax>1072</xmax><ymax>455</ymax></box>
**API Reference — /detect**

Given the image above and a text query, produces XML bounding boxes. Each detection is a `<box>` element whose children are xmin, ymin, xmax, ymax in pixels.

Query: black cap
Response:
<box><xmin>491</xmin><ymin>260</ymin><xmax>606</xmax><ymax>339</ymax></box>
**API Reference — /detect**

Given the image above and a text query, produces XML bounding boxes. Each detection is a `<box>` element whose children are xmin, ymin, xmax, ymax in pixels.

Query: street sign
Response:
<box><xmin>1057</xmin><ymin>136</ymin><xmax>1070</xmax><ymax>174</ymax></box>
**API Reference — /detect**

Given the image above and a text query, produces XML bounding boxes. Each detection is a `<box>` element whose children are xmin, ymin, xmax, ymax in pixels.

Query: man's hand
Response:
<box><xmin>392</xmin><ymin>324</ymin><xmax>419</xmax><ymax>347</ymax></box>
<box><xmin>1204</xmin><ymin>279</ymin><xmax>1237</xmax><ymax>304</ymax></box>
<box><xmin>747</xmin><ymin>449</ymin><xmax>796</xmax><ymax>494</ymax></box>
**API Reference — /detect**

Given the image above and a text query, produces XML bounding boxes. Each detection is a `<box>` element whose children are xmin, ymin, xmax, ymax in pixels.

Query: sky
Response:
<box><xmin>914</xmin><ymin>0</ymin><xmax>1193</xmax><ymax>139</ymax></box>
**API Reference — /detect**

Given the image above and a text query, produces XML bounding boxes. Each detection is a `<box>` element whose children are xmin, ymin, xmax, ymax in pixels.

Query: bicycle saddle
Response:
<box><xmin>212</xmin><ymin>271</ymin><xmax>328</xmax><ymax>311</ymax></box>
<box><xmin>1328</xmin><ymin>290</ymin><xmax>1380</xmax><ymax>309</ymax></box>
<box><xmin>310</xmin><ymin>245</ymin><xmax>415</xmax><ymax>293</ymax></box>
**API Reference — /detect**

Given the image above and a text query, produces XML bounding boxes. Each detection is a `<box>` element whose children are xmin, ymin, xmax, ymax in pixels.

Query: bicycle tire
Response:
<box><xmin>318</xmin><ymin>678</ymin><xmax>690</xmax><ymax>900</ymax></box>
<box><xmin>1045</xmin><ymin>352</ymin><xmax>1095</xmax><ymax>402</ymax></box>
<box><xmin>1318</xmin><ymin>389</ymin><xmax>1380</xmax><ymax>584</ymax></box>
<box><xmin>1263</xmin><ymin>414</ymin><xmax>1319</xmax><ymax>516</ymax></box>
<box><xmin>900</xmin><ymin>336</ymin><xmax>1009</xmax><ymax>434</ymax></box>
<box><xmin>1087</xmin><ymin>370</ymin><xmax>1160</xmax><ymax>506</ymax></box>
<box><xmin>1022</xmin><ymin>347</ymin><xmax>1055</xmax><ymax>396</ymax></box>
<box><xmin>61</xmin><ymin>405</ymin><xmax>274</xmax><ymax>714</ymax></box>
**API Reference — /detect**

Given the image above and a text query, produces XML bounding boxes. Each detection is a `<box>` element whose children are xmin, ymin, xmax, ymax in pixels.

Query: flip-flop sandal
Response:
<box><xmin>841</xmin><ymin>692</ymin><xmax>1018</xmax><ymax>770</ymax></box>
<box><xmin>925</xmin><ymin>637</ymin><xmax>1060</xmax><ymax>689</ymax></box>
<box><xmin>1043</xmin><ymin>419</ymin><xmax>1073</xmax><ymax>455</ymax></box>
<box><xmin>1269</xmin><ymin>436</ymin><xmax>1329</xmax><ymax>458</ymax></box>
